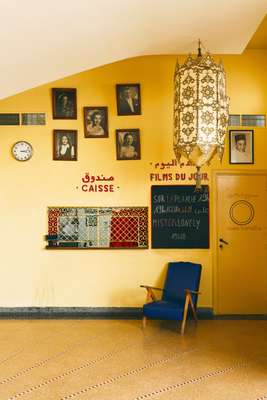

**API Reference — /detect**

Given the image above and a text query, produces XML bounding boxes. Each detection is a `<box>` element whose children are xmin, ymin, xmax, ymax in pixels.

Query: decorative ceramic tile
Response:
<box><xmin>47</xmin><ymin>207</ymin><xmax>148</xmax><ymax>249</ymax></box>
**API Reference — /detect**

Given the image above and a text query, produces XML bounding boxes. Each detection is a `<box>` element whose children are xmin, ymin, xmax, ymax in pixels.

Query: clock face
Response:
<box><xmin>12</xmin><ymin>141</ymin><xmax>33</xmax><ymax>161</ymax></box>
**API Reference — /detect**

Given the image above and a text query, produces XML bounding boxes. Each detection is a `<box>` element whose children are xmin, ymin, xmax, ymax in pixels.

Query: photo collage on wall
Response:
<box><xmin>0</xmin><ymin>83</ymin><xmax>142</xmax><ymax>163</ymax></box>
<box><xmin>50</xmin><ymin>83</ymin><xmax>142</xmax><ymax>162</ymax></box>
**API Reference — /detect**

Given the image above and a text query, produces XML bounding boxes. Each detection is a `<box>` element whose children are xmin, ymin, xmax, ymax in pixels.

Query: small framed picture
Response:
<box><xmin>53</xmin><ymin>130</ymin><xmax>77</xmax><ymax>161</ymax></box>
<box><xmin>229</xmin><ymin>130</ymin><xmax>254</xmax><ymax>164</ymax></box>
<box><xmin>116</xmin><ymin>84</ymin><xmax>141</xmax><ymax>115</ymax></box>
<box><xmin>83</xmin><ymin>107</ymin><xmax>108</xmax><ymax>138</ymax></box>
<box><xmin>21</xmin><ymin>113</ymin><xmax>46</xmax><ymax>125</ymax></box>
<box><xmin>52</xmin><ymin>88</ymin><xmax>77</xmax><ymax>119</ymax></box>
<box><xmin>116</xmin><ymin>129</ymin><xmax>141</xmax><ymax>160</ymax></box>
<box><xmin>0</xmin><ymin>113</ymin><xmax>20</xmax><ymax>125</ymax></box>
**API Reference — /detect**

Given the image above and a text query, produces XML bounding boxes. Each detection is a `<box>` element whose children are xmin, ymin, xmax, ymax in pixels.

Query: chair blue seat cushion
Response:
<box><xmin>143</xmin><ymin>301</ymin><xmax>184</xmax><ymax>320</ymax></box>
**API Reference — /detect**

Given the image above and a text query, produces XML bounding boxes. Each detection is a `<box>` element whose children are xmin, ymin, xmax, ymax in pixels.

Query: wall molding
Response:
<box><xmin>0</xmin><ymin>307</ymin><xmax>265</xmax><ymax>320</ymax></box>
<box><xmin>0</xmin><ymin>307</ymin><xmax>142</xmax><ymax>319</ymax></box>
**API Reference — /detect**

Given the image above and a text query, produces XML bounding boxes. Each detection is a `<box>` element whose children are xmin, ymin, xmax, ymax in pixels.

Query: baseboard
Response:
<box><xmin>0</xmin><ymin>307</ymin><xmax>143</xmax><ymax>319</ymax></box>
<box><xmin>197</xmin><ymin>309</ymin><xmax>267</xmax><ymax>320</ymax></box>
<box><xmin>196</xmin><ymin>307</ymin><xmax>214</xmax><ymax>319</ymax></box>
<box><xmin>0</xmin><ymin>307</ymin><xmax>266</xmax><ymax>320</ymax></box>
<box><xmin>212</xmin><ymin>314</ymin><xmax>267</xmax><ymax>320</ymax></box>
<box><xmin>198</xmin><ymin>309</ymin><xmax>267</xmax><ymax>320</ymax></box>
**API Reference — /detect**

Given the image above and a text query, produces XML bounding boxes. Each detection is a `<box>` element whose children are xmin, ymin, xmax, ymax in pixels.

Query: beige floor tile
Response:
<box><xmin>0</xmin><ymin>319</ymin><xmax>267</xmax><ymax>400</ymax></box>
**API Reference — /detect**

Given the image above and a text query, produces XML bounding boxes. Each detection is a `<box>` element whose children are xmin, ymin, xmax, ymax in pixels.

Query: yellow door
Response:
<box><xmin>215</xmin><ymin>172</ymin><xmax>267</xmax><ymax>314</ymax></box>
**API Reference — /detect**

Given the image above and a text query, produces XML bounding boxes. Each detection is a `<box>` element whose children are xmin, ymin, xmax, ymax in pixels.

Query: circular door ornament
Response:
<box><xmin>229</xmin><ymin>200</ymin><xmax>255</xmax><ymax>225</ymax></box>
<box><xmin>12</xmin><ymin>141</ymin><xmax>33</xmax><ymax>161</ymax></box>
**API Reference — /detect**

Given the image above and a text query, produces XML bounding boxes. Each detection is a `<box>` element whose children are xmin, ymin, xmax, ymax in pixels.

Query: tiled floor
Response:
<box><xmin>0</xmin><ymin>319</ymin><xmax>267</xmax><ymax>399</ymax></box>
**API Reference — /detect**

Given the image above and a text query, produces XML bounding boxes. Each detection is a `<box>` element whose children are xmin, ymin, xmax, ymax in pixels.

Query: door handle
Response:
<box><xmin>219</xmin><ymin>238</ymin><xmax>229</xmax><ymax>245</ymax></box>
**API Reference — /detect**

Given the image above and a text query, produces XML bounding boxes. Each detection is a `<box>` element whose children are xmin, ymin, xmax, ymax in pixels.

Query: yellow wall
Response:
<box><xmin>0</xmin><ymin>50</ymin><xmax>266</xmax><ymax>308</ymax></box>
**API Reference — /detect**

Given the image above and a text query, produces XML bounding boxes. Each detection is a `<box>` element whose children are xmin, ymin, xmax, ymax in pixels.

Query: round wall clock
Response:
<box><xmin>12</xmin><ymin>141</ymin><xmax>33</xmax><ymax>161</ymax></box>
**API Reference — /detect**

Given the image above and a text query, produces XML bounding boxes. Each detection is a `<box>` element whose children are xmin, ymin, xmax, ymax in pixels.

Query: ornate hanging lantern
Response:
<box><xmin>173</xmin><ymin>41</ymin><xmax>229</xmax><ymax>188</ymax></box>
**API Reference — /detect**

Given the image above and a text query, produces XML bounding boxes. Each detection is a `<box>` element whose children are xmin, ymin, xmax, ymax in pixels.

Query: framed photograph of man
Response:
<box><xmin>83</xmin><ymin>107</ymin><xmax>108</xmax><ymax>138</ymax></box>
<box><xmin>229</xmin><ymin>130</ymin><xmax>254</xmax><ymax>164</ymax></box>
<box><xmin>53</xmin><ymin>130</ymin><xmax>77</xmax><ymax>161</ymax></box>
<box><xmin>116</xmin><ymin>129</ymin><xmax>141</xmax><ymax>160</ymax></box>
<box><xmin>52</xmin><ymin>88</ymin><xmax>77</xmax><ymax>119</ymax></box>
<box><xmin>116</xmin><ymin>84</ymin><xmax>141</xmax><ymax>115</ymax></box>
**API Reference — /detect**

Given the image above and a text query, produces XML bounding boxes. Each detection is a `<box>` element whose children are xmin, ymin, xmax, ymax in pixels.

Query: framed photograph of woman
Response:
<box><xmin>83</xmin><ymin>107</ymin><xmax>108</xmax><ymax>138</ymax></box>
<box><xmin>52</xmin><ymin>88</ymin><xmax>77</xmax><ymax>119</ymax></box>
<box><xmin>53</xmin><ymin>130</ymin><xmax>77</xmax><ymax>161</ymax></box>
<box><xmin>116</xmin><ymin>129</ymin><xmax>141</xmax><ymax>160</ymax></box>
<box><xmin>229</xmin><ymin>130</ymin><xmax>254</xmax><ymax>164</ymax></box>
<box><xmin>116</xmin><ymin>84</ymin><xmax>141</xmax><ymax>115</ymax></box>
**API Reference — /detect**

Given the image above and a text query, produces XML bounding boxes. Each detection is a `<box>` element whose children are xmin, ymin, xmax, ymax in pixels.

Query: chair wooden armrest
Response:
<box><xmin>185</xmin><ymin>289</ymin><xmax>201</xmax><ymax>295</ymax></box>
<box><xmin>140</xmin><ymin>285</ymin><xmax>163</xmax><ymax>302</ymax></box>
<box><xmin>140</xmin><ymin>285</ymin><xmax>164</xmax><ymax>291</ymax></box>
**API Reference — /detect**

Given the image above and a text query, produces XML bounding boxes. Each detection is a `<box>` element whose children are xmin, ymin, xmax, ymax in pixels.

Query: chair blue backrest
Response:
<box><xmin>162</xmin><ymin>262</ymin><xmax>202</xmax><ymax>305</ymax></box>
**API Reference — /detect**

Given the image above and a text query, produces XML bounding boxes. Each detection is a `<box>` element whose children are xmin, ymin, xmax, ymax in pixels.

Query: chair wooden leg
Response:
<box><xmin>142</xmin><ymin>316</ymin><xmax>147</xmax><ymax>328</ymax></box>
<box><xmin>188</xmin><ymin>295</ymin><xmax>198</xmax><ymax>322</ymax></box>
<box><xmin>180</xmin><ymin>294</ymin><xmax>190</xmax><ymax>335</ymax></box>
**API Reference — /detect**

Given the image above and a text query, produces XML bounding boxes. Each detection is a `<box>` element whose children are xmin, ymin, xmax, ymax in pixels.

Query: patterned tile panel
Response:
<box><xmin>47</xmin><ymin>207</ymin><xmax>148</xmax><ymax>249</ymax></box>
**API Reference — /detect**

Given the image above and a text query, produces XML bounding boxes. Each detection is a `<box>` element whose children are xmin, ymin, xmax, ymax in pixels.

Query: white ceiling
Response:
<box><xmin>0</xmin><ymin>0</ymin><xmax>266</xmax><ymax>100</ymax></box>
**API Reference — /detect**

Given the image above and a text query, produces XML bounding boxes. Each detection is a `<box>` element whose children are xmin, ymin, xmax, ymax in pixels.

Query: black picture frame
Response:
<box><xmin>53</xmin><ymin>130</ymin><xmax>77</xmax><ymax>161</ymax></box>
<box><xmin>83</xmin><ymin>107</ymin><xmax>108</xmax><ymax>138</ymax></box>
<box><xmin>116</xmin><ymin>129</ymin><xmax>141</xmax><ymax>160</ymax></box>
<box><xmin>52</xmin><ymin>88</ymin><xmax>77</xmax><ymax>119</ymax></box>
<box><xmin>229</xmin><ymin>129</ymin><xmax>254</xmax><ymax>164</ymax></box>
<box><xmin>116</xmin><ymin>84</ymin><xmax>141</xmax><ymax>115</ymax></box>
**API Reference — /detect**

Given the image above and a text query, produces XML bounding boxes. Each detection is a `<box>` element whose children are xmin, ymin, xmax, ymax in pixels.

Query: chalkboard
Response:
<box><xmin>151</xmin><ymin>185</ymin><xmax>209</xmax><ymax>248</ymax></box>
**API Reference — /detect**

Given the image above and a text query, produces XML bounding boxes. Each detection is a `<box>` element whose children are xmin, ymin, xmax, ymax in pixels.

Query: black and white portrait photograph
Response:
<box><xmin>83</xmin><ymin>107</ymin><xmax>108</xmax><ymax>138</ymax></box>
<box><xmin>229</xmin><ymin>130</ymin><xmax>254</xmax><ymax>164</ymax></box>
<box><xmin>53</xmin><ymin>130</ymin><xmax>77</xmax><ymax>161</ymax></box>
<box><xmin>52</xmin><ymin>88</ymin><xmax>77</xmax><ymax>119</ymax></box>
<box><xmin>116</xmin><ymin>84</ymin><xmax>141</xmax><ymax>115</ymax></box>
<box><xmin>116</xmin><ymin>129</ymin><xmax>141</xmax><ymax>160</ymax></box>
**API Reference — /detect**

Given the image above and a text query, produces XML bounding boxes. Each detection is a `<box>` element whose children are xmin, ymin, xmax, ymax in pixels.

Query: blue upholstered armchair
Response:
<box><xmin>141</xmin><ymin>262</ymin><xmax>202</xmax><ymax>335</ymax></box>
